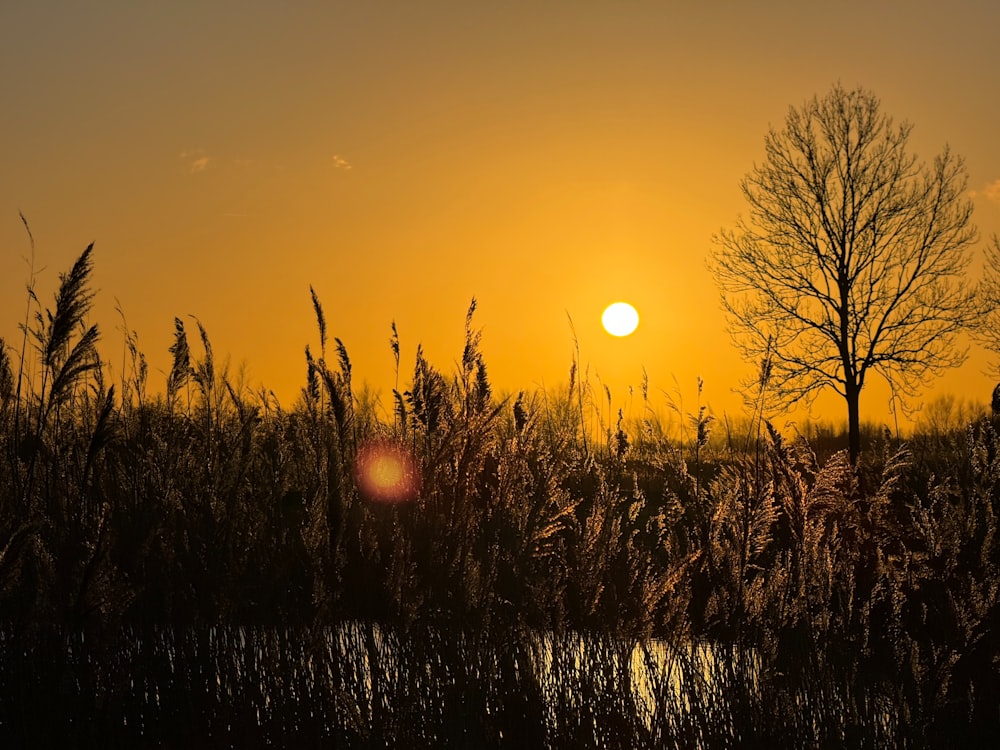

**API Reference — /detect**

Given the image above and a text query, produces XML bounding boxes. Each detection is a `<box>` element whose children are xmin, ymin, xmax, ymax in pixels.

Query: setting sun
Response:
<box><xmin>602</xmin><ymin>302</ymin><xmax>640</xmax><ymax>337</ymax></box>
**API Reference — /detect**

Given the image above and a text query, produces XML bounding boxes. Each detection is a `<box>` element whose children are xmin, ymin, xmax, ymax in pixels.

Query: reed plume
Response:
<box><xmin>40</xmin><ymin>243</ymin><xmax>95</xmax><ymax>369</ymax></box>
<box><xmin>166</xmin><ymin>317</ymin><xmax>191</xmax><ymax>412</ymax></box>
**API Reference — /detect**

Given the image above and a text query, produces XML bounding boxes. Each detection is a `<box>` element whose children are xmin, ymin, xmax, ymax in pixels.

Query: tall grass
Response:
<box><xmin>1</xmin><ymin>247</ymin><xmax>998</xmax><ymax>746</ymax></box>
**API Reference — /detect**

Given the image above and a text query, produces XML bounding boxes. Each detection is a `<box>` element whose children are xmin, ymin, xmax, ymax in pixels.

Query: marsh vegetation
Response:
<box><xmin>1</xmin><ymin>246</ymin><xmax>998</xmax><ymax>747</ymax></box>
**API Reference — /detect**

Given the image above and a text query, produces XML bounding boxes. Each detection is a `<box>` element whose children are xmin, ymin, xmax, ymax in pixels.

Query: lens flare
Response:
<box><xmin>353</xmin><ymin>440</ymin><xmax>421</xmax><ymax>503</ymax></box>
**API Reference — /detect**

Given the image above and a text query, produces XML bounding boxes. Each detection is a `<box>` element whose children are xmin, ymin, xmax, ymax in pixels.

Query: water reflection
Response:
<box><xmin>0</xmin><ymin>623</ymin><xmax>899</xmax><ymax>747</ymax></box>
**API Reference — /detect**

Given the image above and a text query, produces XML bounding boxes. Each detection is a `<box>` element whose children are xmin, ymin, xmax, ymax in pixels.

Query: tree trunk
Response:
<box><xmin>846</xmin><ymin>380</ymin><xmax>861</xmax><ymax>463</ymax></box>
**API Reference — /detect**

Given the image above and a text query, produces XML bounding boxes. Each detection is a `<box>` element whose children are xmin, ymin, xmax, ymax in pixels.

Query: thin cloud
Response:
<box><xmin>332</xmin><ymin>154</ymin><xmax>352</xmax><ymax>171</ymax></box>
<box><xmin>985</xmin><ymin>179</ymin><xmax>1000</xmax><ymax>204</ymax></box>
<box><xmin>970</xmin><ymin>179</ymin><xmax>1000</xmax><ymax>204</ymax></box>
<box><xmin>180</xmin><ymin>149</ymin><xmax>210</xmax><ymax>174</ymax></box>
<box><xmin>189</xmin><ymin>156</ymin><xmax>210</xmax><ymax>173</ymax></box>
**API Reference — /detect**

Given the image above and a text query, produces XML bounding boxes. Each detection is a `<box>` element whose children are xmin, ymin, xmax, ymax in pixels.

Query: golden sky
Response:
<box><xmin>3</xmin><ymin>1</ymin><xmax>999</xmax><ymax>432</ymax></box>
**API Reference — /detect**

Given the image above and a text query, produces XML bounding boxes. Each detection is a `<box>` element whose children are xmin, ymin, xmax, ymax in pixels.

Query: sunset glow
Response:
<box><xmin>1</xmin><ymin>2</ymin><xmax>999</xmax><ymax>430</ymax></box>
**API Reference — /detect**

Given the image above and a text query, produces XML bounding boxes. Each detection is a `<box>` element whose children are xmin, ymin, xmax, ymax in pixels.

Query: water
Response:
<box><xmin>0</xmin><ymin>623</ymin><xmax>902</xmax><ymax>748</ymax></box>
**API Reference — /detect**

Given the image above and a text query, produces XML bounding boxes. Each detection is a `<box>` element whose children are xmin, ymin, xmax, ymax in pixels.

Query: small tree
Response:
<box><xmin>711</xmin><ymin>84</ymin><xmax>978</xmax><ymax>461</ymax></box>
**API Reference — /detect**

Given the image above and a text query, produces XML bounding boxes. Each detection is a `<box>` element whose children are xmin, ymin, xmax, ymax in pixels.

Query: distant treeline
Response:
<box><xmin>1</xmin><ymin>247</ymin><xmax>998</xmax><ymax>746</ymax></box>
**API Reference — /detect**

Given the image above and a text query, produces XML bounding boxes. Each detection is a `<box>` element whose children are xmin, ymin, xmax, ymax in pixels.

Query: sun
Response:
<box><xmin>602</xmin><ymin>302</ymin><xmax>639</xmax><ymax>337</ymax></box>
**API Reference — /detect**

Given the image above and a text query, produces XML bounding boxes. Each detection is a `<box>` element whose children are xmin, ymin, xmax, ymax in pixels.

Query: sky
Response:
<box><xmin>2</xmin><ymin>1</ymin><xmax>999</xmax><ymax>433</ymax></box>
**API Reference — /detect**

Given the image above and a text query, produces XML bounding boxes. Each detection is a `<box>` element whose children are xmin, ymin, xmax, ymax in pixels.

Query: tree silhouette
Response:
<box><xmin>711</xmin><ymin>84</ymin><xmax>978</xmax><ymax>461</ymax></box>
<box><xmin>979</xmin><ymin>234</ymin><xmax>1000</xmax><ymax>411</ymax></box>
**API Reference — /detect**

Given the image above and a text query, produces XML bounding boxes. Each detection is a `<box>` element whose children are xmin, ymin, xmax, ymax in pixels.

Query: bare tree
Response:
<box><xmin>710</xmin><ymin>85</ymin><xmax>978</xmax><ymax>461</ymax></box>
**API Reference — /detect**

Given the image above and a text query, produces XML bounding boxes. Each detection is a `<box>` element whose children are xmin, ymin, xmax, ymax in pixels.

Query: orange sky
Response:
<box><xmin>3</xmin><ymin>1</ymin><xmax>999</xmax><ymax>433</ymax></box>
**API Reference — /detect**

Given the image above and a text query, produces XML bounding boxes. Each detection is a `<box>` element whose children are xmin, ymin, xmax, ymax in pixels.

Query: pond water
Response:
<box><xmin>0</xmin><ymin>623</ymin><xmax>900</xmax><ymax>748</ymax></box>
